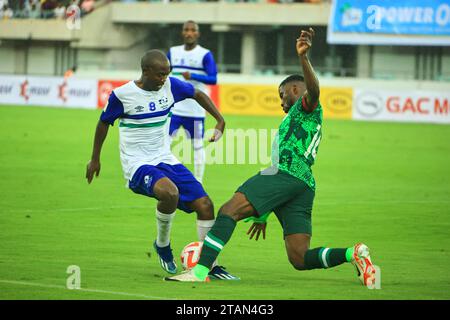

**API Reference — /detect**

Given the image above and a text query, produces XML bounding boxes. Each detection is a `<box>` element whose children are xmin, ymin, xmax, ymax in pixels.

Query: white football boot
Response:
<box><xmin>351</xmin><ymin>243</ymin><xmax>377</xmax><ymax>287</ymax></box>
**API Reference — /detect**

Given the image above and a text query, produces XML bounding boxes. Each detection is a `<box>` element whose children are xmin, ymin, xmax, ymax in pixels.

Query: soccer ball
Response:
<box><xmin>180</xmin><ymin>241</ymin><xmax>203</xmax><ymax>270</ymax></box>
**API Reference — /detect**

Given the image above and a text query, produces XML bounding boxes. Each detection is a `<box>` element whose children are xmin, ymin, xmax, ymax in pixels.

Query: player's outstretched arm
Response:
<box><xmin>86</xmin><ymin>120</ymin><xmax>109</xmax><ymax>184</ymax></box>
<box><xmin>193</xmin><ymin>89</ymin><xmax>225</xmax><ymax>142</ymax></box>
<box><xmin>297</xmin><ymin>27</ymin><xmax>320</xmax><ymax>112</ymax></box>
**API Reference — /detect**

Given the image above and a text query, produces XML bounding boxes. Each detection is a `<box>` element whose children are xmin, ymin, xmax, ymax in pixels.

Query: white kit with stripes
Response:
<box><xmin>101</xmin><ymin>78</ymin><xmax>195</xmax><ymax>180</ymax></box>
<box><xmin>168</xmin><ymin>45</ymin><xmax>211</xmax><ymax>118</ymax></box>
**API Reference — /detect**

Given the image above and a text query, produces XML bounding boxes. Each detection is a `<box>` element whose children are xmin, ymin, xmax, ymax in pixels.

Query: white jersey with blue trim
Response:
<box><xmin>100</xmin><ymin>77</ymin><xmax>195</xmax><ymax>180</ymax></box>
<box><xmin>169</xmin><ymin>45</ymin><xmax>217</xmax><ymax>118</ymax></box>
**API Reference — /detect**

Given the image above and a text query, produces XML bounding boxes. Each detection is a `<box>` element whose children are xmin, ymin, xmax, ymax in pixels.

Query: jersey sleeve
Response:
<box><xmin>203</xmin><ymin>52</ymin><xmax>218</xmax><ymax>76</ymax></box>
<box><xmin>167</xmin><ymin>50</ymin><xmax>172</xmax><ymax>64</ymax></box>
<box><xmin>190</xmin><ymin>52</ymin><xmax>218</xmax><ymax>85</ymax></box>
<box><xmin>293</xmin><ymin>95</ymin><xmax>319</xmax><ymax>114</ymax></box>
<box><xmin>169</xmin><ymin>77</ymin><xmax>195</xmax><ymax>103</ymax></box>
<box><xmin>100</xmin><ymin>91</ymin><xmax>125</xmax><ymax>126</ymax></box>
<box><xmin>300</xmin><ymin>95</ymin><xmax>319</xmax><ymax>113</ymax></box>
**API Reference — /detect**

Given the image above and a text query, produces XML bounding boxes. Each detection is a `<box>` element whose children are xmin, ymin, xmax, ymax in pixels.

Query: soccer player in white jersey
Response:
<box><xmin>168</xmin><ymin>20</ymin><xmax>217</xmax><ymax>183</ymax></box>
<box><xmin>86</xmin><ymin>50</ymin><xmax>238</xmax><ymax>280</ymax></box>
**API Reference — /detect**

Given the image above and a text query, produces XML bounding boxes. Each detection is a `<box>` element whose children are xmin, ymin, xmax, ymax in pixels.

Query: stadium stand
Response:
<box><xmin>0</xmin><ymin>0</ymin><xmax>448</xmax><ymax>82</ymax></box>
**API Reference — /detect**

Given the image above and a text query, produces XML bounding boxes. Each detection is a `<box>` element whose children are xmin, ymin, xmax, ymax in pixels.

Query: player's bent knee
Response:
<box><xmin>218</xmin><ymin>204</ymin><xmax>239</xmax><ymax>221</ymax></box>
<box><xmin>285</xmin><ymin>233</ymin><xmax>311</xmax><ymax>271</ymax></box>
<box><xmin>292</xmin><ymin>262</ymin><xmax>307</xmax><ymax>271</ymax></box>
<box><xmin>287</xmin><ymin>248</ymin><xmax>308</xmax><ymax>271</ymax></box>
<box><xmin>157</xmin><ymin>187</ymin><xmax>179</xmax><ymax>204</ymax></box>
<box><xmin>289</xmin><ymin>257</ymin><xmax>307</xmax><ymax>271</ymax></box>
<box><xmin>153</xmin><ymin>178</ymin><xmax>179</xmax><ymax>202</ymax></box>
<box><xmin>219</xmin><ymin>195</ymin><xmax>255</xmax><ymax>221</ymax></box>
<box><xmin>195</xmin><ymin>197</ymin><xmax>214</xmax><ymax>220</ymax></box>
<box><xmin>202</xmin><ymin>196</ymin><xmax>213</xmax><ymax>209</ymax></box>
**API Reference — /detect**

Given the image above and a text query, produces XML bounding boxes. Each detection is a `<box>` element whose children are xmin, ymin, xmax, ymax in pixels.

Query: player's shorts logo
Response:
<box><xmin>144</xmin><ymin>175</ymin><xmax>153</xmax><ymax>187</ymax></box>
<box><xmin>356</xmin><ymin>92</ymin><xmax>383</xmax><ymax>117</ymax></box>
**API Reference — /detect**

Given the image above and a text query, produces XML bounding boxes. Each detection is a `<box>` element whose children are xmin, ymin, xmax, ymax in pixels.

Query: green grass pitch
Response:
<box><xmin>0</xmin><ymin>105</ymin><xmax>449</xmax><ymax>300</ymax></box>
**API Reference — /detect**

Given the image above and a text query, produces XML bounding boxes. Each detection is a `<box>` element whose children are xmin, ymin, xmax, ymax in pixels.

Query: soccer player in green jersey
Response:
<box><xmin>166</xmin><ymin>27</ymin><xmax>377</xmax><ymax>285</ymax></box>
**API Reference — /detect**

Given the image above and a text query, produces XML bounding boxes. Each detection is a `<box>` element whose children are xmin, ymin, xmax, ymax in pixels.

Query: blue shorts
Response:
<box><xmin>129</xmin><ymin>163</ymin><xmax>208</xmax><ymax>213</ymax></box>
<box><xmin>169</xmin><ymin>115</ymin><xmax>205</xmax><ymax>139</ymax></box>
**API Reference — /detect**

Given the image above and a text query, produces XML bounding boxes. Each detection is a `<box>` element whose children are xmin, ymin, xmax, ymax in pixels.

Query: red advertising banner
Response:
<box><xmin>209</xmin><ymin>85</ymin><xmax>220</xmax><ymax>110</ymax></box>
<box><xmin>97</xmin><ymin>80</ymin><xmax>220</xmax><ymax>110</ymax></box>
<box><xmin>97</xmin><ymin>79</ymin><xmax>128</xmax><ymax>109</ymax></box>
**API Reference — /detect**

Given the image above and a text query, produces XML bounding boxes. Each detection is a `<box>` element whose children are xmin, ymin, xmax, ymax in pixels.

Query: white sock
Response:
<box><xmin>197</xmin><ymin>219</ymin><xmax>218</xmax><ymax>268</ymax></box>
<box><xmin>155</xmin><ymin>209</ymin><xmax>175</xmax><ymax>248</ymax></box>
<box><xmin>196</xmin><ymin>219</ymin><xmax>215</xmax><ymax>242</ymax></box>
<box><xmin>193</xmin><ymin>138</ymin><xmax>205</xmax><ymax>183</ymax></box>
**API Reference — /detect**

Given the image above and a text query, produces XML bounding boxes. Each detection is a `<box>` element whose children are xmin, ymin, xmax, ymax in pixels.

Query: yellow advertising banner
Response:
<box><xmin>320</xmin><ymin>87</ymin><xmax>353</xmax><ymax>120</ymax></box>
<box><xmin>219</xmin><ymin>84</ymin><xmax>280</xmax><ymax>116</ymax></box>
<box><xmin>219</xmin><ymin>84</ymin><xmax>353</xmax><ymax>119</ymax></box>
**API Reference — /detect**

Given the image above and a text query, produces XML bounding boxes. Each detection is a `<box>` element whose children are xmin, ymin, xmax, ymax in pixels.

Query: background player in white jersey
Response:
<box><xmin>85</xmin><ymin>50</ymin><xmax>238</xmax><ymax>280</ymax></box>
<box><xmin>168</xmin><ymin>20</ymin><xmax>218</xmax><ymax>183</ymax></box>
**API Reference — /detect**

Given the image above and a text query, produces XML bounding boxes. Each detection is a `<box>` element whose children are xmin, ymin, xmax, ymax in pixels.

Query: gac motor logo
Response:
<box><xmin>356</xmin><ymin>92</ymin><xmax>383</xmax><ymax>117</ymax></box>
<box><xmin>225</xmin><ymin>88</ymin><xmax>252</xmax><ymax>110</ymax></box>
<box><xmin>387</xmin><ymin>96</ymin><xmax>449</xmax><ymax>115</ymax></box>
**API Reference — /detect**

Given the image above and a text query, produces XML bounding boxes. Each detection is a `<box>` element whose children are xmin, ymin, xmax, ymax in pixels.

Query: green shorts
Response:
<box><xmin>236</xmin><ymin>168</ymin><xmax>315</xmax><ymax>236</ymax></box>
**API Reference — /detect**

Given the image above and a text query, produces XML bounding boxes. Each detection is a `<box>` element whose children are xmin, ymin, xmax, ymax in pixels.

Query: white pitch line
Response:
<box><xmin>317</xmin><ymin>199</ymin><xmax>450</xmax><ymax>206</ymax></box>
<box><xmin>0</xmin><ymin>280</ymin><xmax>176</xmax><ymax>300</ymax></box>
<box><xmin>4</xmin><ymin>199</ymin><xmax>450</xmax><ymax>215</ymax></box>
<box><xmin>5</xmin><ymin>205</ymin><xmax>150</xmax><ymax>214</ymax></box>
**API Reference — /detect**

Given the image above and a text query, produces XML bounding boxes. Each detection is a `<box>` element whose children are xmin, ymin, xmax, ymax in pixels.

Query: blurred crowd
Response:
<box><xmin>117</xmin><ymin>0</ymin><xmax>324</xmax><ymax>3</ymax></box>
<box><xmin>0</xmin><ymin>0</ymin><xmax>106</xmax><ymax>19</ymax></box>
<box><xmin>0</xmin><ymin>0</ymin><xmax>324</xmax><ymax>20</ymax></box>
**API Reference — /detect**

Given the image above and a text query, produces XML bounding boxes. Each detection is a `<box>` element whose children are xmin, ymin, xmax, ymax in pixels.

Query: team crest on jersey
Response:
<box><xmin>158</xmin><ymin>97</ymin><xmax>168</xmax><ymax>105</ymax></box>
<box><xmin>158</xmin><ymin>97</ymin><xmax>170</xmax><ymax>110</ymax></box>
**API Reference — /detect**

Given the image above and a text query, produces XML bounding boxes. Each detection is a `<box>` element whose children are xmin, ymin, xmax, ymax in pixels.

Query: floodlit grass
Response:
<box><xmin>0</xmin><ymin>105</ymin><xmax>449</xmax><ymax>299</ymax></box>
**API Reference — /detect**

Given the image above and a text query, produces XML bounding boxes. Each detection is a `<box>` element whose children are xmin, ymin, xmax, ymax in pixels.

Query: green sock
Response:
<box><xmin>304</xmin><ymin>247</ymin><xmax>350</xmax><ymax>270</ymax></box>
<box><xmin>195</xmin><ymin>214</ymin><xmax>237</xmax><ymax>276</ymax></box>
<box><xmin>345</xmin><ymin>247</ymin><xmax>354</xmax><ymax>262</ymax></box>
<box><xmin>193</xmin><ymin>264</ymin><xmax>210</xmax><ymax>281</ymax></box>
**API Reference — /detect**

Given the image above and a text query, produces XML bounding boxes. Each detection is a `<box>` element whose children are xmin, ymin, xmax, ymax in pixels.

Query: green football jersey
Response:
<box><xmin>272</xmin><ymin>96</ymin><xmax>323</xmax><ymax>190</ymax></box>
